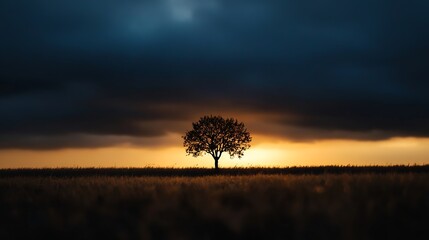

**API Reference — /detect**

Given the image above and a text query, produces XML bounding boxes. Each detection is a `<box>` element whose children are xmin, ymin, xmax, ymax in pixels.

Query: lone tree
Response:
<box><xmin>183</xmin><ymin>115</ymin><xmax>252</xmax><ymax>170</ymax></box>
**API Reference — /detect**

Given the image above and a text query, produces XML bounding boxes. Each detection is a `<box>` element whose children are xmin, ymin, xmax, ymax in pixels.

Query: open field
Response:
<box><xmin>0</xmin><ymin>166</ymin><xmax>428</xmax><ymax>239</ymax></box>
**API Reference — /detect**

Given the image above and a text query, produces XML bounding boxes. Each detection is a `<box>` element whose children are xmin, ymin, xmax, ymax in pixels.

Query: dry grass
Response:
<box><xmin>0</xmin><ymin>168</ymin><xmax>428</xmax><ymax>239</ymax></box>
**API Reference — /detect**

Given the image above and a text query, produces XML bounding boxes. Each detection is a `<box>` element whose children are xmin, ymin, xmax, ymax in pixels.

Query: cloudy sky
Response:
<box><xmin>1</xmin><ymin>0</ymin><xmax>429</xmax><ymax>167</ymax></box>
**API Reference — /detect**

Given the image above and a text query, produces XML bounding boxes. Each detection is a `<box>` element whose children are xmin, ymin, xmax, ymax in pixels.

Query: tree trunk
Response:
<box><xmin>214</xmin><ymin>157</ymin><xmax>219</xmax><ymax>170</ymax></box>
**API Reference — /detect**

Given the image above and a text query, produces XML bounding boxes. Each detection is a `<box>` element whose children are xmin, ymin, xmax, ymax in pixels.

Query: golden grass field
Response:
<box><xmin>0</xmin><ymin>166</ymin><xmax>428</xmax><ymax>240</ymax></box>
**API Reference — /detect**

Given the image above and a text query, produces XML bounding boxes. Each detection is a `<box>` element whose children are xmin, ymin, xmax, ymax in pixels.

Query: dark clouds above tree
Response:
<box><xmin>1</xmin><ymin>0</ymin><xmax>429</xmax><ymax>149</ymax></box>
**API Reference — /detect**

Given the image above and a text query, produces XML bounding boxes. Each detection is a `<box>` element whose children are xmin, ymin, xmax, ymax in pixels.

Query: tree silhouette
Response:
<box><xmin>183</xmin><ymin>116</ymin><xmax>252</xmax><ymax>170</ymax></box>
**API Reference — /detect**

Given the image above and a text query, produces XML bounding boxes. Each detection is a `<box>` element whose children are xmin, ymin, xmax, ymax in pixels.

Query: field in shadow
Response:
<box><xmin>0</xmin><ymin>166</ymin><xmax>428</xmax><ymax>240</ymax></box>
<box><xmin>1</xmin><ymin>165</ymin><xmax>428</xmax><ymax>177</ymax></box>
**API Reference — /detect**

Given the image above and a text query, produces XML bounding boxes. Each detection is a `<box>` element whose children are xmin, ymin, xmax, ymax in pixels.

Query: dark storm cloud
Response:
<box><xmin>1</xmin><ymin>0</ymin><xmax>429</xmax><ymax>149</ymax></box>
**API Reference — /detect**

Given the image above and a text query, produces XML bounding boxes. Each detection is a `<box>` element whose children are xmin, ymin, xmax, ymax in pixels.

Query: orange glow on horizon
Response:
<box><xmin>1</xmin><ymin>136</ymin><xmax>429</xmax><ymax>168</ymax></box>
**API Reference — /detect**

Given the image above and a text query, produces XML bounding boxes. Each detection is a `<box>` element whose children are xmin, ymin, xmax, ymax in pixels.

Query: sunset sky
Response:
<box><xmin>1</xmin><ymin>0</ymin><xmax>429</xmax><ymax>168</ymax></box>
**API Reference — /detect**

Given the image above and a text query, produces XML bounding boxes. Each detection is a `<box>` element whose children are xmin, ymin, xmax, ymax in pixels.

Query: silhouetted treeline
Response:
<box><xmin>0</xmin><ymin>165</ymin><xmax>428</xmax><ymax>177</ymax></box>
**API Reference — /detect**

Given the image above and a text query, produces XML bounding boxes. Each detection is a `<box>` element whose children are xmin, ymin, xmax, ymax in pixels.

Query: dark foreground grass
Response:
<box><xmin>1</xmin><ymin>165</ymin><xmax>428</xmax><ymax>177</ymax></box>
<box><xmin>0</xmin><ymin>167</ymin><xmax>428</xmax><ymax>240</ymax></box>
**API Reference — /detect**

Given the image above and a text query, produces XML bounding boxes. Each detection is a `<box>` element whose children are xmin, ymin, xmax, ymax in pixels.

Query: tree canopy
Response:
<box><xmin>183</xmin><ymin>116</ymin><xmax>251</xmax><ymax>169</ymax></box>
